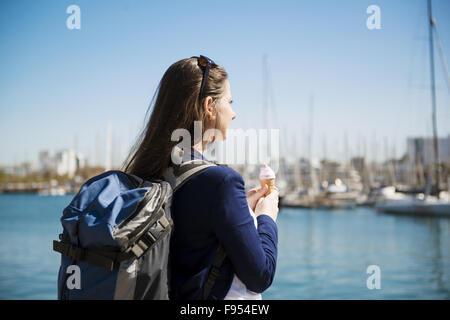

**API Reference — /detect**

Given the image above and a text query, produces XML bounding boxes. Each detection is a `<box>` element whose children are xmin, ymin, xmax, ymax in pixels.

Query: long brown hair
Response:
<box><xmin>122</xmin><ymin>57</ymin><xmax>228</xmax><ymax>180</ymax></box>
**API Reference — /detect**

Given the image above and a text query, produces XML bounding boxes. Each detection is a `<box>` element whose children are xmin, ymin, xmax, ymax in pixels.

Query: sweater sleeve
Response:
<box><xmin>211</xmin><ymin>169</ymin><xmax>278</xmax><ymax>293</ymax></box>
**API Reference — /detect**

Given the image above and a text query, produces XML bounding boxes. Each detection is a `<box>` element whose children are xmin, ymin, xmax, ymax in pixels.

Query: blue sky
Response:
<box><xmin>1</xmin><ymin>0</ymin><xmax>449</xmax><ymax>166</ymax></box>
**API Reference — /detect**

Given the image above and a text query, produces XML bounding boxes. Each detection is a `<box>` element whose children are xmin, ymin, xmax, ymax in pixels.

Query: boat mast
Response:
<box><xmin>308</xmin><ymin>95</ymin><xmax>319</xmax><ymax>194</ymax></box>
<box><xmin>427</xmin><ymin>0</ymin><xmax>440</xmax><ymax>196</ymax></box>
<box><xmin>263</xmin><ymin>54</ymin><xmax>269</xmax><ymax>130</ymax></box>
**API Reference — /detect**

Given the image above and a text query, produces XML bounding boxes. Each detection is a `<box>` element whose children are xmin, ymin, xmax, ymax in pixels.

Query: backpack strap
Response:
<box><xmin>174</xmin><ymin>162</ymin><xmax>216</xmax><ymax>192</ymax></box>
<box><xmin>163</xmin><ymin>160</ymin><xmax>216</xmax><ymax>193</ymax></box>
<box><xmin>164</xmin><ymin>160</ymin><xmax>230</xmax><ymax>299</ymax></box>
<box><xmin>201</xmin><ymin>244</ymin><xmax>227</xmax><ymax>300</ymax></box>
<box><xmin>53</xmin><ymin>233</ymin><xmax>134</xmax><ymax>271</ymax></box>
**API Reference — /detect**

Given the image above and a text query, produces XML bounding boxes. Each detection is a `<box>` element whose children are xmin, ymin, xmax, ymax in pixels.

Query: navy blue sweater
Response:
<box><xmin>168</xmin><ymin>149</ymin><xmax>278</xmax><ymax>300</ymax></box>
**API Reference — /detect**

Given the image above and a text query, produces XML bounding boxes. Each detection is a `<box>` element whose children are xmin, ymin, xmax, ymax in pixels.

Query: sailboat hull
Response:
<box><xmin>376</xmin><ymin>200</ymin><xmax>450</xmax><ymax>217</ymax></box>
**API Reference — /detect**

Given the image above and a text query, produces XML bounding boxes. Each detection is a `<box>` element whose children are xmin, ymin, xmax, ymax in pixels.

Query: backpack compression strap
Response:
<box><xmin>53</xmin><ymin>233</ymin><xmax>136</xmax><ymax>271</ymax></box>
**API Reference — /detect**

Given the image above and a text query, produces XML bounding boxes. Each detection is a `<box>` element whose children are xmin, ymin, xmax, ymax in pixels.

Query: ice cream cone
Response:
<box><xmin>259</xmin><ymin>164</ymin><xmax>276</xmax><ymax>196</ymax></box>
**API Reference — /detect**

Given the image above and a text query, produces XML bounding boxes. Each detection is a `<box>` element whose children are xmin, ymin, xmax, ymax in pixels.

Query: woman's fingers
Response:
<box><xmin>256</xmin><ymin>196</ymin><xmax>265</xmax><ymax>206</ymax></box>
<box><xmin>247</xmin><ymin>185</ymin><xmax>267</xmax><ymax>199</ymax></box>
<box><xmin>257</xmin><ymin>184</ymin><xmax>268</xmax><ymax>194</ymax></box>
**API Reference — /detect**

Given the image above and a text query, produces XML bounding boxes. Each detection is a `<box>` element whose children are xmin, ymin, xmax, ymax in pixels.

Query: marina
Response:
<box><xmin>238</xmin><ymin>0</ymin><xmax>450</xmax><ymax>218</ymax></box>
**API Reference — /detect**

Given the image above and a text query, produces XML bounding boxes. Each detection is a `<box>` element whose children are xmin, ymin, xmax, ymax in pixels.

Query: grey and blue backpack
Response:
<box><xmin>53</xmin><ymin>159</ymin><xmax>226</xmax><ymax>300</ymax></box>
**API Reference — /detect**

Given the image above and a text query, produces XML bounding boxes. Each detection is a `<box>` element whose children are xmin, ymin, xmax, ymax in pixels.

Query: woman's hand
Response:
<box><xmin>246</xmin><ymin>185</ymin><xmax>268</xmax><ymax>212</ymax></box>
<box><xmin>254</xmin><ymin>188</ymin><xmax>279</xmax><ymax>222</ymax></box>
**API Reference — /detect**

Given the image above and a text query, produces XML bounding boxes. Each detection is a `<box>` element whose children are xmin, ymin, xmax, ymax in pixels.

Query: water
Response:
<box><xmin>0</xmin><ymin>194</ymin><xmax>449</xmax><ymax>300</ymax></box>
<box><xmin>0</xmin><ymin>194</ymin><xmax>70</xmax><ymax>299</ymax></box>
<box><xmin>263</xmin><ymin>207</ymin><xmax>450</xmax><ymax>299</ymax></box>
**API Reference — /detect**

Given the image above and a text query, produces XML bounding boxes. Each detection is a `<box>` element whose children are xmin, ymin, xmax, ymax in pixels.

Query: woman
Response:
<box><xmin>124</xmin><ymin>56</ymin><xmax>279</xmax><ymax>300</ymax></box>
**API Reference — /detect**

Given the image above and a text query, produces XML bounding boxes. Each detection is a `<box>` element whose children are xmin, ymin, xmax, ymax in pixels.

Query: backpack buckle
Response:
<box><xmin>130</xmin><ymin>227</ymin><xmax>162</xmax><ymax>258</ymax></box>
<box><xmin>65</xmin><ymin>244</ymin><xmax>85</xmax><ymax>261</ymax></box>
<box><xmin>210</xmin><ymin>266</ymin><xmax>220</xmax><ymax>279</ymax></box>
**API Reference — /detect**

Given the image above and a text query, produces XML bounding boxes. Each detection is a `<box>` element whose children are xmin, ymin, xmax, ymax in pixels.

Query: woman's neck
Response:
<box><xmin>192</xmin><ymin>141</ymin><xmax>208</xmax><ymax>155</ymax></box>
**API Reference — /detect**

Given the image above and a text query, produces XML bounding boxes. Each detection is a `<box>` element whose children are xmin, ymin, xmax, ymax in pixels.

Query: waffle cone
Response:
<box><xmin>260</xmin><ymin>178</ymin><xmax>275</xmax><ymax>196</ymax></box>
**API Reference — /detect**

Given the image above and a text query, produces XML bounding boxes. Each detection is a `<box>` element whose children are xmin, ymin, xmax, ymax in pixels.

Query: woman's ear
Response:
<box><xmin>203</xmin><ymin>96</ymin><xmax>216</xmax><ymax>120</ymax></box>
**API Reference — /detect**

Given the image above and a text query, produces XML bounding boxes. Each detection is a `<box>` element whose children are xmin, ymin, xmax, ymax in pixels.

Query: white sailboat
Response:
<box><xmin>315</xmin><ymin>178</ymin><xmax>359</xmax><ymax>209</ymax></box>
<box><xmin>359</xmin><ymin>185</ymin><xmax>409</xmax><ymax>206</ymax></box>
<box><xmin>376</xmin><ymin>195</ymin><xmax>450</xmax><ymax>216</ymax></box>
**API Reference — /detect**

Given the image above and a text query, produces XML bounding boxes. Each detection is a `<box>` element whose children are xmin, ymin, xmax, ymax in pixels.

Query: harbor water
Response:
<box><xmin>0</xmin><ymin>194</ymin><xmax>449</xmax><ymax>300</ymax></box>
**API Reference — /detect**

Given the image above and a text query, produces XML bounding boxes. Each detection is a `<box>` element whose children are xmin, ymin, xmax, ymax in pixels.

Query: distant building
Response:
<box><xmin>407</xmin><ymin>135</ymin><xmax>450</xmax><ymax>167</ymax></box>
<box><xmin>39</xmin><ymin>150</ymin><xmax>57</xmax><ymax>173</ymax></box>
<box><xmin>39</xmin><ymin>149</ymin><xmax>86</xmax><ymax>178</ymax></box>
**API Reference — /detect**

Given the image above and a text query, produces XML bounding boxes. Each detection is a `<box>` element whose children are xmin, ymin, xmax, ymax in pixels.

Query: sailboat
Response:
<box><xmin>314</xmin><ymin>178</ymin><xmax>358</xmax><ymax>209</ymax></box>
<box><xmin>376</xmin><ymin>0</ymin><xmax>450</xmax><ymax>217</ymax></box>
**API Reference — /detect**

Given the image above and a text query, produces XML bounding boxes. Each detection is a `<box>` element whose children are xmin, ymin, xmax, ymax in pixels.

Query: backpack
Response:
<box><xmin>53</xmin><ymin>159</ymin><xmax>226</xmax><ymax>300</ymax></box>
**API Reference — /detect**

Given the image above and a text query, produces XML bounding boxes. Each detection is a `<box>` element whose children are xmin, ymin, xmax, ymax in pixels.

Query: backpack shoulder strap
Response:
<box><xmin>163</xmin><ymin>160</ymin><xmax>216</xmax><ymax>193</ymax></box>
<box><xmin>164</xmin><ymin>160</ymin><xmax>228</xmax><ymax>299</ymax></box>
<box><xmin>201</xmin><ymin>244</ymin><xmax>227</xmax><ymax>300</ymax></box>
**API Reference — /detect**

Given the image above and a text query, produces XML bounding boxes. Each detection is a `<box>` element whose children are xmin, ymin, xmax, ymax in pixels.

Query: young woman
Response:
<box><xmin>124</xmin><ymin>56</ymin><xmax>279</xmax><ymax>300</ymax></box>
